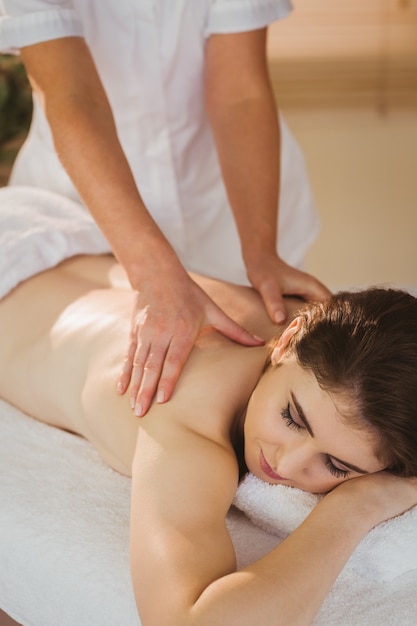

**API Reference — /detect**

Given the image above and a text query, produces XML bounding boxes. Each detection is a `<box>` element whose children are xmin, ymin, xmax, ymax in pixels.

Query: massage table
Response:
<box><xmin>1</xmin><ymin>401</ymin><xmax>417</xmax><ymax>626</ymax></box>
<box><xmin>1</xmin><ymin>186</ymin><xmax>417</xmax><ymax>625</ymax></box>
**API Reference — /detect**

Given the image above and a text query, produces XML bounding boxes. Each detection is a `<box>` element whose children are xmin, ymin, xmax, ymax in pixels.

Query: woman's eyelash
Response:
<box><xmin>325</xmin><ymin>457</ymin><xmax>350</xmax><ymax>479</ymax></box>
<box><xmin>281</xmin><ymin>405</ymin><xmax>303</xmax><ymax>431</ymax></box>
<box><xmin>281</xmin><ymin>405</ymin><xmax>351</xmax><ymax>480</ymax></box>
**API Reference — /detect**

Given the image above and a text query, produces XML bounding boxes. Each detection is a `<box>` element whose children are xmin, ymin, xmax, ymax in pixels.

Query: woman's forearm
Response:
<box><xmin>188</xmin><ymin>474</ymin><xmax>417</xmax><ymax>626</ymax></box>
<box><xmin>188</xmin><ymin>491</ymin><xmax>372</xmax><ymax>626</ymax></box>
<box><xmin>135</xmin><ymin>491</ymin><xmax>372</xmax><ymax>626</ymax></box>
<box><xmin>135</xmin><ymin>474</ymin><xmax>416</xmax><ymax>626</ymax></box>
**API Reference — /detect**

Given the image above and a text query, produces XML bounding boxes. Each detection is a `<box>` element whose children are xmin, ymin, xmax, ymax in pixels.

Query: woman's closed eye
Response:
<box><xmin>281</xmin><ymin>404</ymin><xmax>351</xmax><ymax>480</ymax></box>
<box><xmin>280</xmin><ymin>404</ymin><xmax>303</xmax><ymax>431</ymax></box>
<box><xmin>325</xmin><ymin>457</ymin><xmax>350</xmax><ymax>479</ymax></box>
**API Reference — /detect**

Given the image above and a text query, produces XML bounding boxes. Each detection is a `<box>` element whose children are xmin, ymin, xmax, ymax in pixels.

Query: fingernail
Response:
<box><xmin>274</xmin><ymin>312</ymin><xmax>286</xmax><ymax>324</ymax></box>
<box><xmin>157</xmin><ymin>390</ymin><xmax>165</xmax><ymax>404</ymax></box>
<box><xmin>130</xmin><ymin>397</ymin><xmax>135</xmax><ymax>410</ymax></box>
<box><xmin>116</xmin><ymin>382</ymin><xmax>123</xmax><ymax>394</ymax></box>
<box><xmin>253</xmin><ymin>334</ymin><xmax>264</xmax><ymax>343</ymax></box>
<box><xmin>134</xmin><ymin>403</ymin><xmax>143</xmax><ymax>417</ymax></box>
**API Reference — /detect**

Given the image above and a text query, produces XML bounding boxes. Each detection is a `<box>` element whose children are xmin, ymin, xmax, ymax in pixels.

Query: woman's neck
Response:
<box><xmin>230</xmin><ymin>353</ymin><xmax>271</xmax><ymax>482</ymax></box>
<box><xmin>230</xmin><ymin>406</ymin><xmax>248</xmax><ymax>482</ymax></box>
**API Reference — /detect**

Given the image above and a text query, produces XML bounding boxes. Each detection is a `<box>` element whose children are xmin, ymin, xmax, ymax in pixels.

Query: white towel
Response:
<box><xmin>233</xmin><ymin>472</ymin><xmax>417</xmax><ymax>582</ymax></box>
<box><xmin>0</xmin><ymin>185</ymin><xmax>111</xmax><ymax>299</ymax></box>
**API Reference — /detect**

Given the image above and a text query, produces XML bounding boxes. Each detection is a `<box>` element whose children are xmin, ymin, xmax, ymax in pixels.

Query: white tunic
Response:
<box><xmin>0</xmin><ymin>0</ymin><xmax>319</xmax><ymax>284</ymax></box>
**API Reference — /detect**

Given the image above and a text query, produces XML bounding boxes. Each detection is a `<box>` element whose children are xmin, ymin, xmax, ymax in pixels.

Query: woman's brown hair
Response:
<box><xmin>285</xmin><ymin>288</ymin><xmax>417</xmax><ymax>477</ymax></box>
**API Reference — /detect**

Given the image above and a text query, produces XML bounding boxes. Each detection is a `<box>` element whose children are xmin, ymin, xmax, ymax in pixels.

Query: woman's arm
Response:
<box><xmin>20</xmin><ymin>37</ymin><xmax>261</xmax><ymax>415</ymax></box>
<box><xmin>205</xmin><ymin>28</ymin><xmax>330</xmax><ymax>324</ymax></box>
<box><xmin>130</xmin><ymin>406</ymin><xmax>417</xmax><ymax>626</ymax></box>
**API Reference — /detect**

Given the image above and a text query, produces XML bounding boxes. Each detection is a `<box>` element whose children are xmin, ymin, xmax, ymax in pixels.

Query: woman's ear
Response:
<box><xmin>271</xmin><ymin>317</ymin><xmax>302</xmax><ymax>365</ymax></box>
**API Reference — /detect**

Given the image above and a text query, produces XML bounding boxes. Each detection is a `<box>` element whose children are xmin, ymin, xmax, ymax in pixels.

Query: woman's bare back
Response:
<box><xmin>0</xmin><ymin>254</ymin><xmax>285</xmax><ymax>475</ymax></box>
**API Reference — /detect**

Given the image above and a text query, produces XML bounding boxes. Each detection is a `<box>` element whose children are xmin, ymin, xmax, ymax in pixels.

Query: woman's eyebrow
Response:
<box><xmin>291</xmin><ymin>392</ymin><xmax>314</xmax><ymax>436</ymax></box>
<box><xmin>291</xmin><ymin>392</ymin><xmax>369</xmax><ymax>475</ymax></box>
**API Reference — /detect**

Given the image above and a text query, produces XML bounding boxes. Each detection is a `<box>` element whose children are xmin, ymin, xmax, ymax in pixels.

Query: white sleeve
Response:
<box><xmin>0</xmin><ymin>0</ymin><xmax>83</xmax><ymax>53</ymax></box>
<box><xmin>205</xmin><ymin>0</ymin><xmax>293</xmax><ymax>36</ymax></box>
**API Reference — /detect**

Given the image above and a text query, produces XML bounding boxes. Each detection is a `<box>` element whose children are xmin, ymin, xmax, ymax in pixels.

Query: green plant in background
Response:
<box><xmin>0</xmin><ymin>55</ymin><xmax>32</xmax><ymax>144</ymax></box>
<box><xmin>0</xmin><ymin>54</ymin><xmax>32</xmax><ymax>146</ymax></box>
<box><xmin>0</xmin><ymin>54</ymin><xmax>32</xmax><ymax>183</ymax></box>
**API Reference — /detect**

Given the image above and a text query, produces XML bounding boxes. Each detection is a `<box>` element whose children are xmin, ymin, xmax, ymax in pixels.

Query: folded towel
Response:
<box><xmin>0</xmin><ymin>185</ymin><xmax>111</xmax><ymax>299</ymax></box>
<box><xmin>233</xmin><ymin>473</ymin><xmax>417</xmax><ymax>582</ymax></box>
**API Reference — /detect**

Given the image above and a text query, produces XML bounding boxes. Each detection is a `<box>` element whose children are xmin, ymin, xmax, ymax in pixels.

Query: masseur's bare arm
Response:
<box><xmin>205</xmin><ymin>28</ymin><xmax>330</xmax><ymax>325</ymax></box>
<box><xmin>130</xmin><ymin>402</ymin><xmax>417</xmax><ymax>626</ymax></box>
<box><xmin>20</xmin><ymin>38</ymin><xmax>262</xmax><ymax>414</ymax></box>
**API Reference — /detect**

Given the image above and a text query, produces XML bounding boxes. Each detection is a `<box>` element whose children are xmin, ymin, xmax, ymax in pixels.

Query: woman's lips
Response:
<box><xmin>259</xmin><ymin>450</ymin><xmax>288</xmax><ymax>481</ymax></box>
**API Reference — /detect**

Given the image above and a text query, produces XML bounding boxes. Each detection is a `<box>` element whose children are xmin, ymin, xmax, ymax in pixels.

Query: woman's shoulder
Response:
<box><xmin>191</xmin><ymin>272</ymin><xmax>302</xmax><ymax>342</ymax></box>
<box><xmin>155</xmin><ymin>331</ymin><xmax>265</xmax><ymax>443</ymax></box>
<box><xmin>191</xmin><ymin>273</ymin><xmax>276</xmax><ymax>340</ymax></box>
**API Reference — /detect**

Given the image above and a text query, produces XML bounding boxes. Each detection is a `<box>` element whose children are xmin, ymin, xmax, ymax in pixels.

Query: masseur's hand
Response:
<box><xmin>117</xmin><ymin>267</ymin><xmax>263</xmax><ymax>417</ymax></box>
<box><xmin>245</xmin><ymin>253</ymin><xmax>331</xmax><ymax>324</ymax></box>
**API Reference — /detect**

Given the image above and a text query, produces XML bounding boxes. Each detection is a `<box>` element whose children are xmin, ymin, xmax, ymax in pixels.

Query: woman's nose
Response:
<box><xmin>274</xmin><ymin>440</ymin><xmax>313</xmax><ymax>478</ymax></box>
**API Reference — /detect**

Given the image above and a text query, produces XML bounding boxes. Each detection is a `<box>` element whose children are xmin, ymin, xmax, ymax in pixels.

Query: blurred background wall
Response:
<box><xmin>268</xmin><ymin>0</ymin><xmax>417</xmax><ymax>293</ymax></box>
<box><xmin>0</xmin><ymin>0</ymin><xmax>416</xmax><ymax>293</ymax></box>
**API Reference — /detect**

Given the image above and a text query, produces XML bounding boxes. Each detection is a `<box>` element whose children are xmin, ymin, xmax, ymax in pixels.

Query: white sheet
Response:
<box><xmin>1</xmin><ymin>401</ymin><xmax>417</xmax><ymax>626</ymax></box>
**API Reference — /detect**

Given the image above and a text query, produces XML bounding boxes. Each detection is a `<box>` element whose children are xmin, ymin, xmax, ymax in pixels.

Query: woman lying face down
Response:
<box><xmin>0</xmin><ymin>256</ymin><xmax>416</xmax><ymax>626</ymax></box>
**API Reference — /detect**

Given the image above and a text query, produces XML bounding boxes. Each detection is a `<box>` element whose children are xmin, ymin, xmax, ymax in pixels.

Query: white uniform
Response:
<box><xmin>0</xmin><ymin>0</ymin><xmax>319</xmax><ymax>284</ymax></box>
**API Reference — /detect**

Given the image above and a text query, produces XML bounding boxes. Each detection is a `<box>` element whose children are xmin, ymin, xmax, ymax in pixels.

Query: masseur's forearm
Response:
<box><xmin>205</xmin><ymin>31</ymin><xmax>332</xmax><ymax>321</ymax></box>
<box><xmin>21</xmin><ymin>38</ymin><xmax>180</xmax><ymax>289</ymax></box>
<box><xmin>205</xmin><ymin>29</ymin><xmax>280</xmax><ymax>269</ymax></box>
<box><xmin>47</xmin><ymin>94</ymin><xmax>180</xmax><ymax>286</ymax></box>
<box><xmin>208</xmin><ymin>90</ymin><xmax>280</xmax><ymax>268</ymax></box>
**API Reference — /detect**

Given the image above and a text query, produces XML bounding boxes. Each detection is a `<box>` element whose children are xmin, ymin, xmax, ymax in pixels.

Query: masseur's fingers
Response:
<box><xmin>126</xmin><ymin>306</ymin><xmax>197</xmax><ymax>417</ymax></box>
<box><xmin>134</xmin><ymin>302</ymin><xmax>263</xmax><ymax>417</ymax></box>
<box><xmin>117</xmin><ymin>275</ymin><xmax>263</xmax><ymax>417</ymax></box>
<box><xmin>129</xmin><ymin>333</ymin><xmax>193</xmax><ymax>417</ymax></box>
<box><xmin>247</xmin><ymin>254</ymin><xmax>331</xmax><ymax>324</ymax></box>
<box><xmin>118</xmin><ymin>337</ymin><xmax>139</xmax><ymax>396</ymax></box>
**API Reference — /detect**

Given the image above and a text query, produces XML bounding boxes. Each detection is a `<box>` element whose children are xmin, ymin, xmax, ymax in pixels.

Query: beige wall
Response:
<box><xmin>284</xmin><ymin>106</ymin><xmax>417</xmax><ymax>295</ymax></box>
<box><xmin>267</xmin><ymin>0</ymin><xmax>417</xmax><ymax>295</ymax></box>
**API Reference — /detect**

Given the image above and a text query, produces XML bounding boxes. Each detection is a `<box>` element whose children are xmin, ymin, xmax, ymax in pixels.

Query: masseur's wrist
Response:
<box><xmin>242</xmin><ymin>233</ymin><xmax>277</xmax><ymax>263</ymax></box>
<box><xmin>241</xmin><ymin>236</ymin><xmax>278</xmax><ymax>272</ymax></box>
<box><xmin>122</xmin><ymin>236</ymin><xmax>185</xmax><ymax>293</ymax></box>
